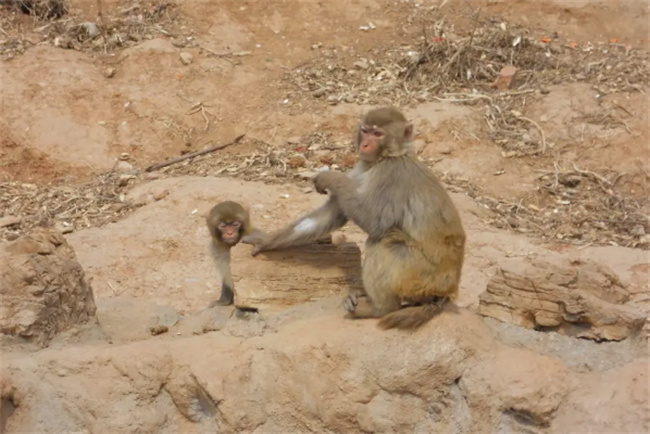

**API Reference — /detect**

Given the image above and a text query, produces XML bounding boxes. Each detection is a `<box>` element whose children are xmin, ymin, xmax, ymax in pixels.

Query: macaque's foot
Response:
<box><xmin>343</xmin><ymin>294</ymin><xmax>358</xmax><ymax>313</ymax></box>
<box><xmin>234</xmin><ymin>306</ymin><xmax>260</xmax><ymax>320</ymax></box>
<box><xmin>212</xmin><ymin>295</ymin><xmax>234</xmax><ymax>307</ymax></box>
<box><xmin>343</xmin><ymin>294</ymin><xmax>378</xmax><ymax>319</ymax></box>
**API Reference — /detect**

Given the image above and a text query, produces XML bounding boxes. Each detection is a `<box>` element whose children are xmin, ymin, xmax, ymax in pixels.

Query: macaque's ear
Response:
<box><xmin>404</xmin><ymin>123</ymin><xmax>414</xmax><ymax>141</ymax></box>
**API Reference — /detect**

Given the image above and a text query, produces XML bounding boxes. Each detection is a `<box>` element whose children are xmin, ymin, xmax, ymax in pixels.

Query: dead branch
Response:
<box><xmin>144</xmin><ymin>134</ymin><xmax>245</xmax><ymax>172</ymax></box>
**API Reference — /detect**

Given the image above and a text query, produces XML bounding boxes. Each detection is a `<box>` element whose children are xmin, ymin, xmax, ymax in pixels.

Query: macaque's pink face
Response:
<box><xmin>358</xmin><ymin>124</ymin><xmax>384</xmax><ymax>161</ymax></box>
<box><xmin>218</xmin><ymin>221</ymin><xmax>242</xmax><ymax>245</ymax></box>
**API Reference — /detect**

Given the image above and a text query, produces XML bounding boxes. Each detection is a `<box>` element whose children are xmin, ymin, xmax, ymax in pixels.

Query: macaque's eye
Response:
<box><xmin>373</xmin><ymin>130</ymin><xmax>384</xmax><ymax>138</ymax></box>
<box><xmin>360</xmin><ymin>125</ymin><xmax>370</xmax><ymax>134</ymax></box>
<box><xmin>218</xmin><ymin>222</ymin><xmax>227</xmax><ymax>229</ymax></box>
<box><xmin>232</xmin><ymin>221</ymin><xmax>241</xmax><ymax>228</ymax></box>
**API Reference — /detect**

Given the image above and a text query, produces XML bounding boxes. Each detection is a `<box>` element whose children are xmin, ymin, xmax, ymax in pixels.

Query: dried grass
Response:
<box><xmin>1</xmin><ymin>131</ymin><xmax>648</xmax><ymax>249</ymax></box>
<box><xmin>0</xmin><ymin>173</ymin><xmax>133</xmax><ymax>239</ymax></box>
<box><xmin>9</xmin><ymin>0</ymin><xmax>68</xmax><ymax>20</ymax></box>
<box><xmin>460</xmin><ymin>165</ymin><xmax>650</xmax><ymax>250</ymax></box>
<box><xmin>0</xmin><ymin>0</ymin><xmax>182</xmax><ymax>58</ymax></box>
<box><xmin>285</xmin><ymin>11</ymin><xmax>649</xmax><ymax>156</ymax></box>
<box><xmin>0</xmin><ymin>136</ymin><xmax>357</xmax><ymax>241</ymax></box>
<box><xmin>0</xmin><ymin>3</ymin><xmax>648</xmax><ymax>250</ymax></box>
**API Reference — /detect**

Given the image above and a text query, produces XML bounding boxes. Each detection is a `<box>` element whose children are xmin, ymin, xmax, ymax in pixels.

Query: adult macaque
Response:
<box><xmin>206</xmin><ymin>201</ymin><xmax>258</xmax><ymax>307</ymax></box>
<box><xmin>244</xmin><ymin>107</ymin><xmax>465</xmax><ymax>329</ymax></box>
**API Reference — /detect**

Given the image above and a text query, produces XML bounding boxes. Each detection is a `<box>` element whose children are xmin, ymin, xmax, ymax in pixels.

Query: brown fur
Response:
<box><xmin>243</xmin><ymin>107</ymin><xmax>466</xmax><ymax>330</ymax></box>
<box><xmin>206</xmin><ymin>201</ymin><xmax>258</xmax><ymax>307</ymax></box>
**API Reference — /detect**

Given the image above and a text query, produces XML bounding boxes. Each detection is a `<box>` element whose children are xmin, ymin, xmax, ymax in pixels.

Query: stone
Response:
<box><xmin>478</xmin><ymin>258</ymin><xmax>646</xmax><ymax>341</ymax></box>
<box><xmin>353</xmin><ymin>60</ymin><xmax>369</xmax><ymax>70</ymax></box>
<box><xmin>492</xmin><ymin>65</ymin><xmax>518</xmax><ymax>90</ymax></box>
<box><xmin>287</xmin><ymin>155</ymin><xmax>307</xmax><ymax>169</ymax></box>
<box><xmin>0</xmin><ymin>216</ymin><xmax>21</xmax><ymax>228</ymax></box>
<box><xmin>179</xmin><ymin>52</ymin><xmax>193</xmax><ymax>65</ymax></box>
<box><xmin>151</xmin><ymin>187</ymin><xmax>169</xmax><ymax>201</ymax></box>
<box><xmin>103</xmin><ymin>67</ymin><xmax>116</xmax><ymax>78</ymax></box>
<box><xmin>297</xmin><ymin>170</ymin><xmax>318</xmax><ymax>180</ymax></box>
<box><xmin>0</xmin><ymin>229</ymin><xmax>97</xmax><ymax>346</ymax></box>
<box><xmin>114</xmin><ymin>160</ymin><xmax>134</xmax><ymax>173</ymax></box>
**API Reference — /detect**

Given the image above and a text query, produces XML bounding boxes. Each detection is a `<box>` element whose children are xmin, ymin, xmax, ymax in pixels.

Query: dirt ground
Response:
<box><xmin>0</xmin><ymin>0</ymin><xmax>649</xmax><ymax>433</ymax></box>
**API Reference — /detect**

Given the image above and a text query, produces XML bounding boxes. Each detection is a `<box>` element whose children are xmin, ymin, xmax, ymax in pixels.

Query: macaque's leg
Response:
<box><xmin>210</xmin><ymin>243</ymin><xmax>235</xmax><ymax>307</ymax></box>
<box><xmin>343</xmin><ymin>242</ymin><xmax>401</xmax><ymax>319</ymax></box>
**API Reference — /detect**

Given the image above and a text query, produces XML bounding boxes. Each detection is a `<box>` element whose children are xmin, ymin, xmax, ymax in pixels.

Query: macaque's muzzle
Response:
<box><xmin>221</xmin><ymin>227</ymin><xmax>241</xmax><ymax>245</ymax></box>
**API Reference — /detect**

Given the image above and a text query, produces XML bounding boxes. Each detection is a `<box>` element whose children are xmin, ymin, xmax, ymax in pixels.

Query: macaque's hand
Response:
<box><xmin>241</xmin><ymin>230</ymin><xmax>270</xmax><ymax>257</ymax></box>
<box><xmin>313</xmin><ymin>171</ymin><xmax>341</xmax><ymax>195</ymax></box>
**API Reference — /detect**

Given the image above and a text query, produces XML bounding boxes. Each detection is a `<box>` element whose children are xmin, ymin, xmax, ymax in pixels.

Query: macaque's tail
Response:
<box><xmin>377</xmin><ymin>297</ymin><xmax>450</xmax><ymax>330</ymax></box>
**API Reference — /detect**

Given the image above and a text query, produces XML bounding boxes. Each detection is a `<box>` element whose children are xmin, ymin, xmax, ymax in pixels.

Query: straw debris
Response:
<box><xmin>1</xmin><ymin>0</ymin><xmax>183</xmax><ymax>58</ymax></box>
<box><xmin>285</xmin><ymin>11</ymin><xmax>649</xmax><ymax>156</ymax></box>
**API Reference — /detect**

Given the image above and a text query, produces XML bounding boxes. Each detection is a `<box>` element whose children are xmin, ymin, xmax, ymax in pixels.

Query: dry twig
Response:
<box><xmin>145</xmin><ymin>134</ymin><xmax>245</xmax><ymax>172</ymax></box>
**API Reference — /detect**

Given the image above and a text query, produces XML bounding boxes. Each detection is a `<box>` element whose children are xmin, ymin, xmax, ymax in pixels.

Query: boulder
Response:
<box><xmin>478</xmin><ymin>258</ymin><xmax>646</xmax><ymax>341</ymax></box>
<box><xmin>0</xmin><ymin>229</ymin><xmax>97</xmax><ymax>346</ymax></box>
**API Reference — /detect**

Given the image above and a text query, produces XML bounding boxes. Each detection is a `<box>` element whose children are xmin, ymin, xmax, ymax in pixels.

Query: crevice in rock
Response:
<box><xmin>166</xmin><ymin>372</ymin><xmax>220</xmax><ymax>424</ymax></box>
<box><xmin>0</xmin><ymin>393</ymin><xmax>17</xmax><ymax>433</ymax></box>
<box><xmin>191</xmin><ymin>378</ymin><xmax>218</xmax><ymax>421</ymax></box>
<box><xmin>501</xmin><ymin>408</ymin><xmax>548</xmax><ymax>434</ymax></box>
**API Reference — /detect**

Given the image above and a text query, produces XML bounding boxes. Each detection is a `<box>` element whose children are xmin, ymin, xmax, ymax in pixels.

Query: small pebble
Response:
<box><xmin>286</xmin><ymin>137</ymin><xmax>301</xmax><ymax>145</ymax></box>
<box><xmin>115</xmin><ymin>161</ymin><xmax>134</xmax><ymax>173</ymax></box>
<box><xmin>54</xmin><ymin>222</ymin><xmax>73</xmax><ymax>234</ymax></box>
<box><xmin>0</xmin><ymin>215</ymin><xmax>21</xmax><ymax>228</ymax></box>
<box><xmin>103</xmin><ymin>67</ymin><xmax>116</xmax><ymax>78</ymax></box>
<box><xmin>152</xmin><ymin>188</ymin><xmax>169</xmax><ymax>201</ymax></box>
<box><xmin>179</xmin><ymin>52</ymin><xmax>193</xmax><ymax>65</ymax></box>
<box><xmin>287</xmin><ymin>155</ymin><xmax>307</xmax><ymax>168</ymax></box>
<box><xmin>171</xmin><ymin>38</ymin><xmax>187</xmax><ymax>48</ymax></box>
<box><xmin>5</xmin><ymin>232</ymin><xmax>20</xmax><ymax>241</ymax></box>
<box><xmin>149</xmin><ymin>325</ymin><xmax>168</xmax><ymax>336</ymax></box>
<box><xmin>82</xmin><ymin>22</ymin><xmax>99</xmax><ymax>37</ymax></box>
<box><xmin>144</xmin><ymin>173</ymin><xmax>162</xmax><ymax>180</ymax></box>
<box><xmin>298</xmin><ymin>171</ymin><xmax>318</xmax><ymax>180</ymax></box>
<box><xmin>492</xmin><ymin>65</ymin><xmax>517</xmax><ymax>90</ymax></box>
<box><xmin>353</xmin><ymin>60</ymin><xmax>369</xmax><ymax>70</ymax></box>
<box><xmin>631</xmin><ymin>225</ymin><xmax>646</xmax><ymax>236</ymax></box>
